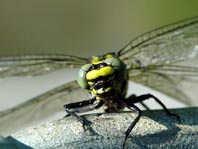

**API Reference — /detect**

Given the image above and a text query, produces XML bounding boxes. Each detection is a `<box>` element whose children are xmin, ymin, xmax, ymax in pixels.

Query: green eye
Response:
<box><xmin>104</xmin><ymin>57</ymin><xmax>114</xmax><ymax>65</ymax></box>
<box><xmin>105</xmin><ymin>57</ymin><xmax>126</xmax><ymax>80</ymax></box>
<box><xmin>111</xmin><ymin>58</ymin><xmax>125</xmax><ymax>69</ymax></box>
<box><xmin>77</xmin><ymin>64</ymin><xmax>92</xmax><ymax>89</ymax></box>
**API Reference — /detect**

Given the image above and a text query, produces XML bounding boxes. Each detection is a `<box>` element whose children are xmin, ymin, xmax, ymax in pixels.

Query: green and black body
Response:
<box><xmin>0</xmin><ymin>17</ymin><xmax>198</xmax><ymax>148</ymax></box>
<box><xmin>64</xmin><ymin>53</ymin><xmax>180</xmax><ymax>148</ymax></box>
<box><xmin>77</xmin><ymin>53</ymin><xmax>128</xmax><ymax>112</ymax></box>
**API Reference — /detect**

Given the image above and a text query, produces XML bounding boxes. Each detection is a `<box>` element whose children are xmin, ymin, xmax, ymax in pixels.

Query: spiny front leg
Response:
<box><xmin>64</xmin><ymin>98</ymin><xmax>104</xmax><ymax>129</ymax></box>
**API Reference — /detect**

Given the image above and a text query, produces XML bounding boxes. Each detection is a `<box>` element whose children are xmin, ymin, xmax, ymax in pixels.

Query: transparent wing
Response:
<box><xmin>118</xmin><ymin>17</ymin><xmax>198</xmax><ymax>105</ymax></box>
<box><xmin>0</xmin><ymin>54</ymin><xmax>87</xmax><ymax>77</ymax></box>
<box><xmin>0</xmin><ymin>81</ymin><xmax>90</xmax><ymax>136</ymax></box>
<box><xmin>118</xmin><ymin>17</ymin><xmax>198</xmax><ymax>65</ymax></box>
<box><xmin>129</xmin><ymin>65</ymin><xmax>198</xmax><ymax>105</ymax></box>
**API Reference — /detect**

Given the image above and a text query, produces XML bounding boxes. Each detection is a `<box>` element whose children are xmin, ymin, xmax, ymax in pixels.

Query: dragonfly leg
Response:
<box><xmin>116</xmin><ymin>98</ymin><xmax>142</xmax><ymax>149</ymax></box>
<box><xmin>127</xmin><ymin>93</ymin><xmax>180</xmax><ymax>121</ymax></box>
<box><xmin>64</xmin><ymin>98</ymin><xmax>104</xmax><ymax>126</ymax></box>
<box><xmin>127</xmin><ymin>94</ymin><xmax>150</xmax><ymax>110</ymax></box>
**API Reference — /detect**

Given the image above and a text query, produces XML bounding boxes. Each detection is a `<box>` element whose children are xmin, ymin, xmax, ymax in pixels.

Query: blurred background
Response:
<box><xmin>0</xmin><ymin>0</ymin><xmax>197</xmax><ymax>56</ymax></box>
<box><xmin>0</xmin><ymin>0</ymin><xmax>198</xmax><ymax>123</ymax></box>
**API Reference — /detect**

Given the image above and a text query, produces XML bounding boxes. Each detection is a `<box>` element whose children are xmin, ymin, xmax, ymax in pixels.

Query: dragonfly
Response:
<box><xmin>0</xmin><ymin>17</ymin><xmax>198</xmax><ymax>148</ymax></box>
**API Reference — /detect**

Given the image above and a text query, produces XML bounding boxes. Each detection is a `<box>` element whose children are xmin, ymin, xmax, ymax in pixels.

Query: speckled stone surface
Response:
<box><xmin>4</xmin><ymin>108</ymin><xmax>198</xmax><ymax>148</ymax></box>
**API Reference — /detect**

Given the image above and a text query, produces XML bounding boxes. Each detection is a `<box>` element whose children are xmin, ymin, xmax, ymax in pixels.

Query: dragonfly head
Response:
<box><xmin>77</xmin><ymin>53</ymin><xmax>127</xmax><ymax>98</ymax></box>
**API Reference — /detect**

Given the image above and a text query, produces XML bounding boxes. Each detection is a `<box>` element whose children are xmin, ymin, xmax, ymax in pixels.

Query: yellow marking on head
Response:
<box><xmin>91</xmin><ymin>56</ymin><xmax>100</xmax><ymax>64</ymax></box>
<box><xmin>92</xmin><ymin>87</ymin><xmax>111</xmax><ymax>96</ymax></box>
<box><xmin>105</xmin><ymin>87</ymin><xmax>111</xmax><ymax>92</ymax></box>
<box><xmin>92</xmin><ymin>89</ymin><xmax>97</xmax><ymax>95</ymax></box>
<box><xmin>96</xmin><ymin>88</ymin><xmax>105</xmax><ymax>94</ymax></box>
<box><xmin>96</xmin><ymin>96</ymin><xmax>101</xmax><ymax>100</ymax></box>
<box><xmin>88</xmin><ymin>81</ymin><xmax>94</xmax><ymax>86</ymax></box>
<box><xmin>86</xmin><ymin>66</ymin><xmax>114</xmax><ymax>80</ymax></box>
<box><xmin>105</xmin><ymin>54</ymin><xmax>113</xmax><ymax>59</ymax></box>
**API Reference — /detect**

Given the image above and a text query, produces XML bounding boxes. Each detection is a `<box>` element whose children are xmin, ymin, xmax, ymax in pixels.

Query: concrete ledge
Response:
<box><xmin>0</xmin><ymin>135</ymin><xmax>31</xmax><ymax>149</ymax></box>
<box><xmin>4</xmin><ymin>107</ymin><xmax>198</xmax><ymax>148</ymax></box>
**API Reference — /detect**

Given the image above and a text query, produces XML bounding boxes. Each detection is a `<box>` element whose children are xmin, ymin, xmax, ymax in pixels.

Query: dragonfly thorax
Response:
<box><xmin>77</xmin><ymin>53</ymin><xmax>128</xmax><ymax>100</ymax></box>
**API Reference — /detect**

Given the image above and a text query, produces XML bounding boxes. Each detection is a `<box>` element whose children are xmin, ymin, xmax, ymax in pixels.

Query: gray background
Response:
<box><xmin>0</xmin><ymin>0</ymin><xmax>197</xmax><ymax>56</ymax></box>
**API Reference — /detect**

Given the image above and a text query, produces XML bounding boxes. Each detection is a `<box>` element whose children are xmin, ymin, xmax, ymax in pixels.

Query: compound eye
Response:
<box><xmin>77</xmin><ymin>64</ymin><xmax>92</xmax><ymax>89</ymax></box>
<box><xmin>111</xmin><ymin>58</ymin><xmax>123</xmax><ymax>69</ymax></box>
<box><xmin>105</xmin><ymin>57</ymin><xmax>126</xmax><ymax>80</ymax></box>
<box><xmin>104</xmin><ymin>57</ymin><xmax>114</xmax><ymax>65</ymax></box>
<box><xmin>105</xmin><ymin>57</ymin><xmax>124</xmax><ymax>69</ymax></box>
